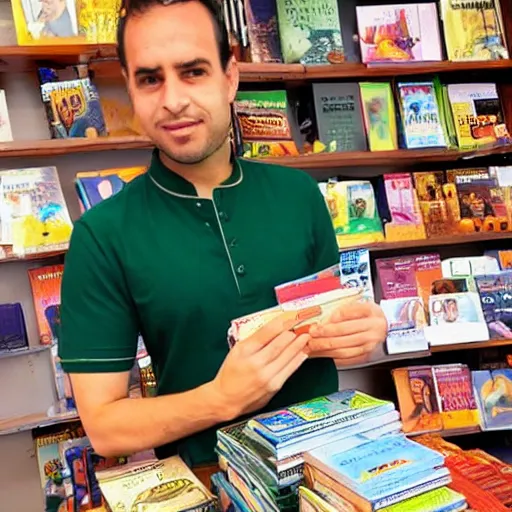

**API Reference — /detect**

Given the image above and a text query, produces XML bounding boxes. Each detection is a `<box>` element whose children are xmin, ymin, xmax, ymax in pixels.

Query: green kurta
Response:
<box><xmin>59</xmin><ymin>150</ymin><xmax>339</xmax><ymax>466</ymax></box>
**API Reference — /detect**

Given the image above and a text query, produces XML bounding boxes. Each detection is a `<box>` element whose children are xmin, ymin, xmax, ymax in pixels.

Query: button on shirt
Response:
<box><xmin>59</xmin><ymin>150</ymin><xmax>340</xmax><ymax>467</ymax></box>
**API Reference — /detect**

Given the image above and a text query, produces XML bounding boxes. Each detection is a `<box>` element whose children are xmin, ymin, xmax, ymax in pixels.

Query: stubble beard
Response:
<box><xmin>159</xmin><ymin>124</ymin><xmax>231</xmax><ymax>166</ymax></box>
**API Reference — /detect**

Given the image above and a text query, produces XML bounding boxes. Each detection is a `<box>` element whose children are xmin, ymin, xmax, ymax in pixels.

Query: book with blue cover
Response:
<box><xmin>304</xmin><ymin>434</ymin><xmax>445</xmax><ymax>502</ymax></box>
<box><xmin>473</xmin><ymin>369</ymin><xmax>512</xmax><ymax>430</ymax></box>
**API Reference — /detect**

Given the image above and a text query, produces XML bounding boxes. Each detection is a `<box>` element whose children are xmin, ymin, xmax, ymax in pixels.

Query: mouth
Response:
<box><xmin>161</xmin><ymin>120</ymin><xmax>202</xmax><ymax>134</ymax></box>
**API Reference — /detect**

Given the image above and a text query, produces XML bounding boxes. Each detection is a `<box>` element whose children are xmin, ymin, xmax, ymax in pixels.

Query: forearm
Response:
<box><xmin>84</xmin><ymin>381</ymin><xmax>232</xmax><ymax>458</ymax></box>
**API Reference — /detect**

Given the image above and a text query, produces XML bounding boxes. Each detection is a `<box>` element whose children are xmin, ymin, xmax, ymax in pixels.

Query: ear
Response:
<box><xmin>225</xmin><ymin>55</ymin><xmax>239</xmax><ymax>104</ymax></box>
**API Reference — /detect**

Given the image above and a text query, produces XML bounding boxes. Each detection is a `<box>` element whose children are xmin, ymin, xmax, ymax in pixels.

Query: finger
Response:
<box><xmin>268</xmin><ymin>349</ymin><xmax>309</xmax><ymax>393</ymax></box>
<box><xmin>327</xmin><ymin>301</ymin><xmax>376</xmax><ymax>324</ymax></box>
<box><xmin>334</xmin><ymin>354</ymin><xmax>372</xmax><ymax>367</ymax></box>
<box><xmin>260</xmin><ymin>332</ymin><xmax>310</xmax><ymax>372</ymax></box>
<box><xmin>256</xmin><ymin>330</ymin><xmax>301</xmax><ymax>363</ymax></box>
<box><xmin>308</xmin><ymin>330</ymin><xmax>382</xmax><ymax>352</ymax></box>
<box><xmin>312</xmin><ymin>340</ymin><xmax>378</xmax><ymax>360</ymax></box>
<box><xmin>244</xmin><ymin>306</ymin><xmax>321</xmax><ymax>353</ymax></box>
<box><xmin>310</xmin><ymin>318</ymin><xmax>372</xmax><ymax>338</ymax></box>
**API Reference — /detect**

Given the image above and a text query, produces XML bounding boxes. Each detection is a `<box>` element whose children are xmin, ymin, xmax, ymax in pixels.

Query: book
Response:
<box><xmin>339</xmin><ymin>249</ymin><xmax>375</xmax><ymax>301</ymax></box>
<box><xmin>360</xmin><ymin>83</ymin><xmax>398</xmax><ymax>151</ymax></box>
<box><xmin>312</xmin><ymin>83</ymin><xmax>368</xmax><ymax>153</ymax></box>
<box><xmin>473</xmin><ymin>369</ymin><xmax>512</xmax><ymax>430</ymax></box>
<box><xmin>440</xmin><ymin>0</ymin><xmax>509</xmax><ymax>61</ymax></box>
<box><xmin>75</xmin><ymin>167</ymin><xmax>146</xmax><ymax>211</ymax></box>
<box><xmin>0</xmin><ymin>90</ymin><xmax>13</xmax><ymax>142</ymax></box>
<box><xmin>304</xmin><ymin>434</ymin><xmax>447</xmax><ymax>507</ymax></box>
<box><xmin>275</xmin><ymin>0</ymin><xmax>344</xmax><ymax>65</ymax></box>
<box><xmin>96</xmin><ymin>456</ymin><xmax>216</xmax><ymax>511</ymax></box>
<box><xmin>39</xmin><ymin>66</ymin><xmax>107</xmax><ymax>139</ymax></box>
<box><xmin>0</xmin><ymin>303</ymin><xmax>28</xmax><ymax>352</ymax></box>
<box><xmin>0</xmin><ymin>166</ymin><xmax>73</xmax><ymax>258</ymax></box>
<box><xmin>397</xmin><ymin>82</ymin><xmax>446</xmax><ymax>149</ymax></box>
<box><xmin>244</xmin><ymin>0</ymin><xmax>282</xmax><ymax>63</ymax></box>
<box><xmin>356</xmin><ymin>3</ymin><xmax>443</xmax><ymax>64</ymax></box>
<box><xmin>234</xmin><ymin>90</ymin><xmax>300</xmax><ymax>157</ymax></box>
<box><xmin>447</xmin><ymin>83</ymin><xmax>511</xmax><ymax>150</ymax></box>
<box><xmin>298</xmin><ymin>486</ymin><xmax>343</xmax><ymax>511</ymax></box>
<box><xmin>392</xmin><ymin>366</ymin><xmax>443</xmax><ymax>434</ymax></box>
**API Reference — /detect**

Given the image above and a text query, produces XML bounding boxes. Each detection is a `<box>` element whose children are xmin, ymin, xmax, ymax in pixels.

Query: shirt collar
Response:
<box><xmin>147</xmin><ymin>149</ymin><xmax>243</xmax><ymax>198</ymax></box>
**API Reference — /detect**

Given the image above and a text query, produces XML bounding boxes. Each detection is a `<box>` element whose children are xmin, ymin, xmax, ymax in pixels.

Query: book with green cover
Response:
<box><xmin>275</xmin><ymin>0</ymin><xmax>344</xmax><ymax>65</ymax></box>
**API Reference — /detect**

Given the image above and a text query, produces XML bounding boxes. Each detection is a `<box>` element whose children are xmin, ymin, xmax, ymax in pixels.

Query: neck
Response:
<box><xmin>159</xmin><ymin>140</ymin><xmax>232</xmax><ymax>199</ymax></box>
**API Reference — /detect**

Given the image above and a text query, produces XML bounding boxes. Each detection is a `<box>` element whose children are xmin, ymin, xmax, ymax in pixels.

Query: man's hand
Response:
<box><xmin>308</xmin><ymin>301</ymin><xmax>388</xmax><ymax>367</ymax></box>
<box><xmin>209</xmin><ymin>312</ymin><xmax>311</xmax><ymax>422</ymax></box>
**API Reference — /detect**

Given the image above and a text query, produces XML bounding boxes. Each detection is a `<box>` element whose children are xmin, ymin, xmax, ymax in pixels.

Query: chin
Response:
<box><xmin>160</xmin><ymin>146</ymin><xmax>211</xmax><ymax>165</ymax></box>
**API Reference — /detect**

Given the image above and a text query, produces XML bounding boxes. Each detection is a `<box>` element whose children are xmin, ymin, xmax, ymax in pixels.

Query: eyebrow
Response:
<box><xmin>134</xmin><ymin>66</ymin><xmax>162</xmax><ymax>78</ymax></box>
<box><xmin>175</xmin><ymin>58</ymin><xmax>212</xmax><ymax>70</ymax></box>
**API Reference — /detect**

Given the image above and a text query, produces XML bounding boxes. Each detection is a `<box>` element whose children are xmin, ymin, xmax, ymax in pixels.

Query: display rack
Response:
<box><xmin>1</xmin><ymin>12</ymin><xmax>512</xmax><ymax>511</ymax></box>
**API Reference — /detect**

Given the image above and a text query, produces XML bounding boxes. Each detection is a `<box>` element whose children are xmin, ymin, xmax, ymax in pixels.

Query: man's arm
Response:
<box><xmin>61</xmin><ymin>218</ymin><xmax>310</xmax><ymax>457</ymax></box>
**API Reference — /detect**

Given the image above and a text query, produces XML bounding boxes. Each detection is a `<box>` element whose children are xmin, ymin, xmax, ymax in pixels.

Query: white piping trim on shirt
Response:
<box><xmin>148</xmin><ymin>159</ymin><xmax>244</xmax><ymax>199</ymax></box>
<box><xmin>60</xmin><ymin>356</ymin><xmax>134</xmax><ymax>363</ymax></box>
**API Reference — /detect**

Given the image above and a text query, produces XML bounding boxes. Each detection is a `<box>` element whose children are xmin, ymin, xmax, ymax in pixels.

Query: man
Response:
<box><xmin>59</xmin><ymin>0</ymin><xmax>387</xmax><ymax>481</ymax></box>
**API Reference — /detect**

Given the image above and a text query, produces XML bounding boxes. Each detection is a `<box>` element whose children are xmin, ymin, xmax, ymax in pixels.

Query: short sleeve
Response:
<box><xmin>309</xmin><ymin>179</ymin><xmax>339</xmax><ymax>272</ymax></box>
<box><xmin>59</xmin><ymin>219</ymin><xmax>139</xmax><ymax>373</ymax></box>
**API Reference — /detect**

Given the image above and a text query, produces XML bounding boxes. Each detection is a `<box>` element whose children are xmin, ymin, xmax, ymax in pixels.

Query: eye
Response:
<box><xmin>183</xmin><ymin>68</ymin><xmax>206</xmax><ymax>78</ymax></box>
<box><xmin>138</xmin><ymin>75</ymin><xmax>160</xmax><ymax>87</ymax></box>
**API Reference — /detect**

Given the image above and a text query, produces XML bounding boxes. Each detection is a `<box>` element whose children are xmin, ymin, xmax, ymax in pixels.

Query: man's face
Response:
<box><xmin>123</xmin><ymin>1</ymin><xmax>239</xmax><ymax>165</ymax></box>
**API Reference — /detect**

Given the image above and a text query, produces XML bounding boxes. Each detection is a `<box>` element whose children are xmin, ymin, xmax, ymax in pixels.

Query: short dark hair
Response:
<box><xmin>117</xmin><ymin>0</ymin><xmax>232</xmax><ymax>70</ymax></box>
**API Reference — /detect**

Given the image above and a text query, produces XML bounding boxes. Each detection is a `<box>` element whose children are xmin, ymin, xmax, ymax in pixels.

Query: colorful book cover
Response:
<box><xmin>247</xmin><ymin>390</ymin><xmax>394</xmax><ymax>439</ymax></box>
<box><xmin>474</xmin><ymin>273</ymin><xmax>512</xmax><ymax>339</ymax></box>
<box><xmin>298</xmin><ymin>486</ymin><xmax>345</xmax><ymax>512</ymax></box>
<box><xmin>75</xmin><ymin>167</ymin><xmax>146</xmax><ymax>210</ymax></box>
<box><xmin>0</xmin><ymin>303</ymin><xmax>29</xmax><ymax>352</ymax></box>
<box><xmin>234</xmin><ymin>90</ymin><xmax>299</xmax><ymax>158</ymax></box>
<box><xmin>39</xmin><ymin>69</ymin><xmax>107</xmax><ymax>139</ymax></box>
<box><xmin>0</xmin><ymin>90</ymin><xmax>13</xmax><ymax>142</ymax></box>
<box><xmin>381</xmin><ymin>297</ymin><xmax>429</xmax><ymax>354</ymax></box>
<box><xmin>339</xmin><ymin>249</ymin><xmax>375</xmax><ymax>301</ymax></box>
<box><xmin>392</xmin><ymin>366</ymin><xmax>443</xmax><ymax>434</ymax></box>
<box><xmin>324</xmin><ymin>179</ymin><xmax>385</xmax><ymax>248</ymax></box>
<box><xmin>304</xmin><ymin>434</ymin><xmax>445</xmax><ymax>500</ymax></box>
<box><xmin>380</xmin><ymin>486</ymin><xmax>466</xmax><ymax>512</ymax></box>
<box><xmin>397</xmin><ymin>82</ymin><xmax>446</xmax><ymax>149</ymax></box>
<box><xmin>312</xmin><ymin>83</ymin><xmax>368</xmax><ymax>153</ymax></box>
<box><xmin>275</xmin><ymin>0</ymin><xmax>344</xmax><ymax>65</ymax></box>
<box><xmin>473</xmin><ymin>369</ymin><xmax>512</xmax><ymax>430</ymax></box>
<box><xmin>0</xmin><ymin>167</ymin><xmax>72</xmax><ymax>258</ymax></box>
<box><xmin>356</xmin><ymin>3</ymin><xmax>443</xmax><ymax>63</ymax></box>
<box><xmin>447</xmin><ymin>83</ymin><xmax>511</xmax><ymax>150</ymax></box>
<box><xmin>244</xmin><ymin>0</ymin><xmax>282</xmax><ymax>63</ymax></box>
<box><xmin>382</xmin><ymin>173</ymin><xmax>426</xmax><ymax>242</ymax></box>
<box><xmin>441</xmin><ymin>255</ymin><xmax>501</xmax><ymax>278</ymax></box>
<box><xmin>432</xmin><ymin>364</ymin><xmax>480</xmax><ymax>429</ymax></box>
<box><xmin>360</xmin><ymin>83</ymin><xmax>398</xmax><ymax>151</ymax></box>
<box><xmin>211</xmin><ymin>471</ymin><xmax>252</xmax><ymax>512</ymax></box>
<box><xmin>96</xmin><ymin>456</ymin><xmax>216</xmax><ymax>512</ymax></box>
<box><xmin>440</xmin><ymin>0</ymin><xmax>509</xmax><ymax>61</ymax></box>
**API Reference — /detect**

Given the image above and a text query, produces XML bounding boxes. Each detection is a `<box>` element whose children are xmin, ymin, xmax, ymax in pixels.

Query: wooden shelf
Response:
<box><xmin>408</xmin><ymin>426</ymin><xmax>482</xmax><ymax>438</ymax></box>
<box><xmin>0</xmin><ymin>136</ymin><xmax>151</xmax><ymax>158</ymax></box>
<box><xmin>431</xmin><ymin>339</ymin><xmax>512</xmax><ymax>353</ymax></box>
<box><xmin>349</xmin><ymin>231</ymin><xmax>512</xmax><ymax>253</ymax></box>
<box><xmin>0</xmin><ymin>410</ymin><xmax>79</xmax><ymax>436</ymax></box>
<box><xmin>1</xmin><ymin>45</ymin><xmax>511</xmax><ymax>80</ymax></box>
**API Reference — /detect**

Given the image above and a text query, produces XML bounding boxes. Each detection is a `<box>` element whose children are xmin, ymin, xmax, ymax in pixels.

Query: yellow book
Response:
<box><xmin>440</xmin><ymin>0</ymin><xmax>509</xmax><ymax>61</ymax></box>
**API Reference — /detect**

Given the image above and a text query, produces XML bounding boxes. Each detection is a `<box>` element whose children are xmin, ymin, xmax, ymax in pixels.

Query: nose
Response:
<box><xmin>161</xmin><ymin>75</ymin><xmax>191</xmax><ymax>116</ymax></box>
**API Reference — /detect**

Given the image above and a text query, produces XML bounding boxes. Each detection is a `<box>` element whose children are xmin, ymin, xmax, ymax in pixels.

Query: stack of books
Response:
<box><xmin>211</xmin><ymin>389</ymin><xmax>401</xmax><ymax>511</ymax></box>
<box><xmin>300</xmin><ymin>433</ymin><xmax>467</xmax><ymax>512</ymax></box>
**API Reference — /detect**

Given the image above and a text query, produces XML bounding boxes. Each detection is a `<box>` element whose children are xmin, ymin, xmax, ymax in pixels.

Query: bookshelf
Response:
<box><xmin>431</xmin><ymin>339</ymin><xmax>512</xmax><ymax>353</ymax></box>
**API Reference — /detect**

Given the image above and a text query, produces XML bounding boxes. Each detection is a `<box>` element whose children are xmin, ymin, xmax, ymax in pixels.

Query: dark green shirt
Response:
<box><xmin>59</xmin><ymin>150</ymin><xmax>339</xmax><ymax>466</ymax></box>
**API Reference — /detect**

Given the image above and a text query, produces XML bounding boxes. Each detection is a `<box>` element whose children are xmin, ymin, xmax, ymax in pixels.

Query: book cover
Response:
<box><xmin>377</xmin><ymin>256</ymin><xmax>417</xmax><ymax>299</ymax></box>
<box><xmin>298</xmin><ymin>485</ymin><xmax>349</xmax><ymax>512</ymax></box>
<box><xmin>244</xmin><ymin>0</ymin><xmax>282</xmax><ymax>63</ymax></box>
<box><xmin>304</xmin><ymin>434</ymin><xmax>445</xmax><ymax>499</ymax></box>
<box><xmin>75</xmin><ymin>167</ymin><xmax>146</xmax><ymax>210</ymax></box>
<box><xmin>380</xmin><ymin>486</ymin><xmax>466</xmax><ymax>512</ymax></box>
<box><xmin>360</xmin><ymin>82</ymin><xmax>398</xmax><ymax>151</ymax></box>
<box><xmin>432</xmin><ymin>364</ymin><xmax>480</xmax><ymax>429</ymax></box>
<box><xmin>441</xmin><ymin>255</ymin><xmax>501</xmax><ymax>278</ymax></box>
<box><xmin>381</xmin><ymin>298</ymin><xmax>429</xmax><ymax>354</ymax></box>
<box><xmin>475</xmin><ymin>273</ymin><xmax>512</xmax><ymax>339</ymax></box>
<box><xmin>234</xmin><ymin>90</ymin><xmax>299</xmax><ymax>157</ymax></box>
<box><xmin>96</xmin><ymin>456</ymin><xmax>216</xmax><ymax>512</ymax></box>
<box><xmin>339</xmin><ymin>249</ymin><xmax>375</xmax><ymax>301</ymax></box>
<box><xmin>312</xmin><ymin>83</ymin><xmax>368</xmax><ymax>152</ymax></box>
<box><xmin>39</xmin><ymin>69</ymin><xmax>107</xmax><ymax>139</ymax></box>
<box><xmin>356</xmin><ymin>3</ymin><xmax>443</xmax><ymax>63</ymax></box>
<box><xmin>447</xmin><ymin>83</ymin><xmax>511</xmax><ymax>150</ymax></box>
<box><xmin>0</xmin><ymin>90</ymin><xmax>13</xmax><ymax>142</ymax></box>
<box><xmin>397</xmin><ymin>82</ymin><xmax>446</xmax><ymax>149</ymax></box>
<box><xmin>0</xmin><ymin>303</ymin><xmax>29</xmax><ymax>352</ymax></box>
<box><xmin>392</xmin><ymin>366</ymin><xmax>443</xmax><ymax>434</ymax></box>
<box><xmin>440</xmin><ymin>0</ymin><xmax>509</xmax><ymax>61</ymax></box>
<box><xmin>473</xmin><ymin>369</ymin><xmax>512</xmax><ymax>430</ymax></box>
<box><xmin>0</xmin><ymin>167</ymin><xmax>73</xmax><ymax>258</ymax></box>
<box><xmin>275</xmin><ymin>0</ymin><xmax>344</xmax><ymax>65</ymax></box>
